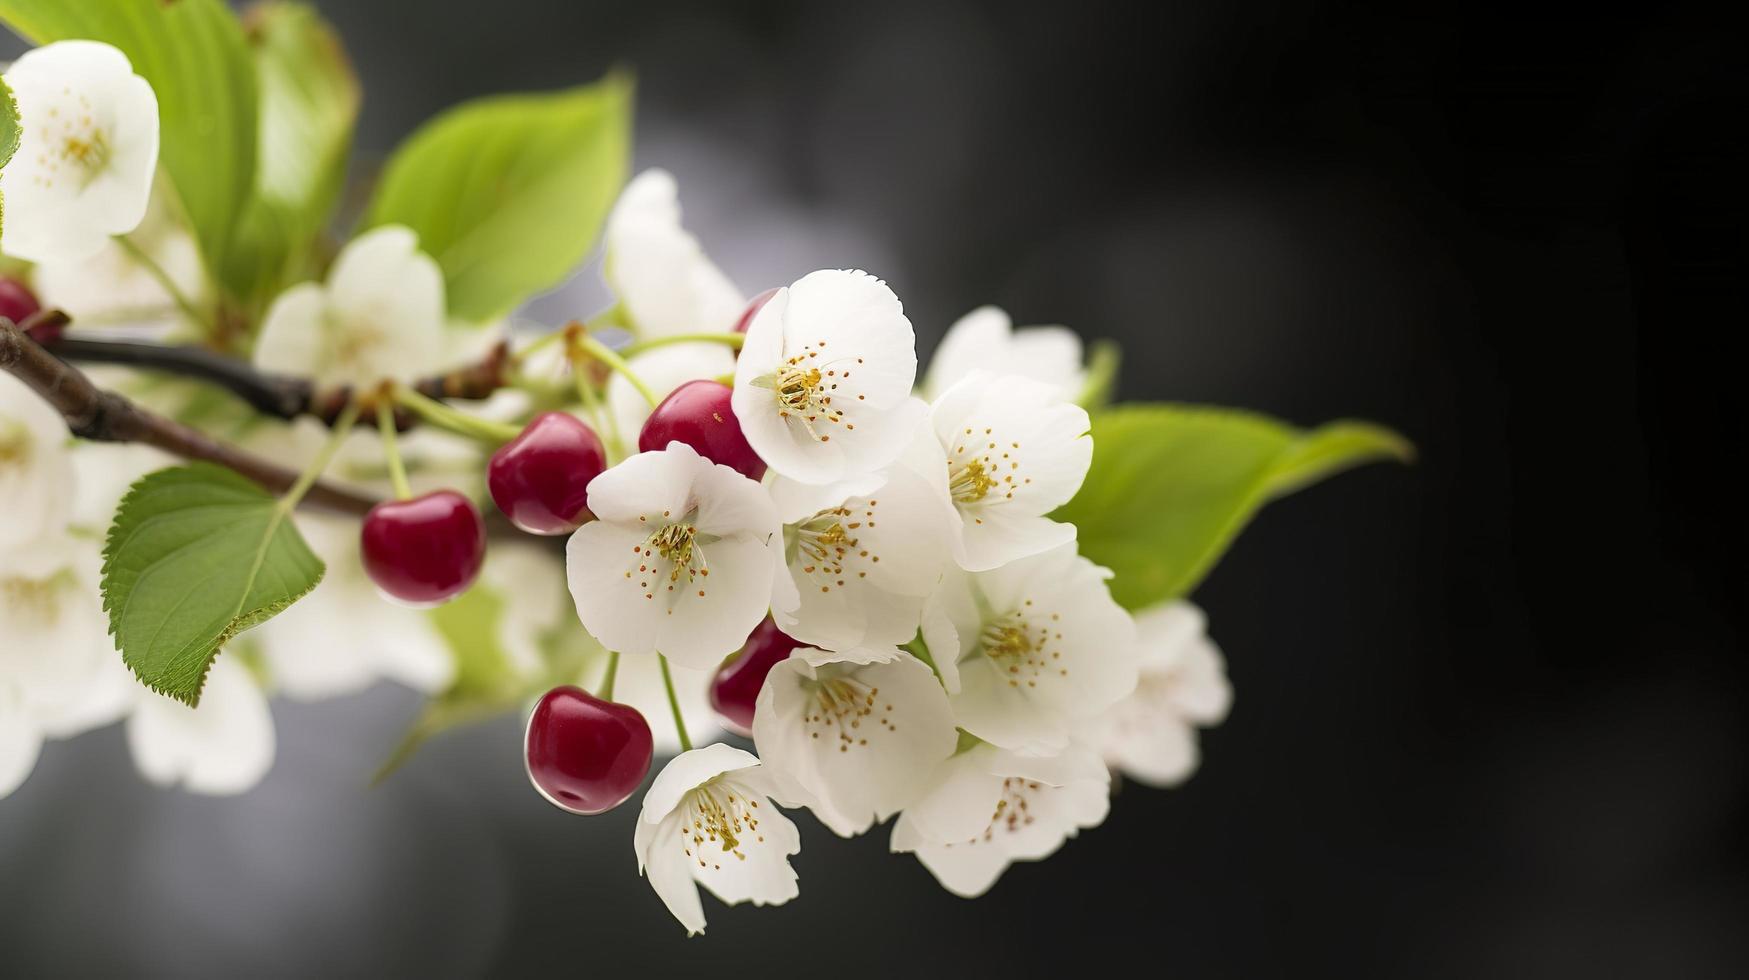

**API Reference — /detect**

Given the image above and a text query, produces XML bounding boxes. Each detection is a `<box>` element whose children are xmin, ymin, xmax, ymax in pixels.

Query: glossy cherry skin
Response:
<box><xmin>488</xmin><ymin>412</ymin><xmax>607</xmax><ymax>535</ymax></box>
<box><xmin>525</xmin><ymin>685</ymin><xmax>654</xmax><ymax>815</ymax></box>
<box><xmin>360</xmin><ymin>490</ymin><xmax>487</xmax><ymax>605</ymax></box>
<box><xmin>732</xmin><ymin>286</ymin><xmax>781</xmax><ymax>335</ymax></box>
<box><xmin>0</xmin><ymin>278</ymin><xmax>50</xmax><ymax>339</ymax></box>
<box><xmin>709</xmin><ymin>618</ymin><xmax>804</xmax><ymax>736</ymax></box>
<box><xmin>639</xmin><ymin>380</ymin><xmax>765</xmax><ymax>481</ymax></box>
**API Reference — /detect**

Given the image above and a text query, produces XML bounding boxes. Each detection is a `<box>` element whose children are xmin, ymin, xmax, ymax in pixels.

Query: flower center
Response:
<box><xmin>627</xmin><ymin>511</ymin><xmax>712</xmax><ymax>604</ymax></box>
<box><xmin>757</xmin><ymin>340</ymin><xmax>866</xmax><ymax>443</ymax></box>
<box><xmin>803</xmin><ymin>676</ymin><xmax>898</xmax><ymax>752</ymax></box>
<box><xmin>790</xmin><ymin>501</ymin><xmax>882</xmax><ymax>594</ymax></box>
<box><xmin>945</xmin><ymin>425</ymin><xmax>1031</xmax><ymax>519</ymax></box>
<box><xmin>1</xmin><ymin>574</ymin><xmax>64</xmax><ymax>631</ymax></box>
<box><xmin>978</xmin><ymin>605</ymin><xmax>1068</xmax><ymax>689</ymax></box>
<box><xmin>0</xmin><ymin>419</ymin><xmax>32</xmax><ymax>468</ymax></box>
<box><xmin>681</xmin><ymin>783</ymin><xmax>764</xmax><ymax>869</ymax></box>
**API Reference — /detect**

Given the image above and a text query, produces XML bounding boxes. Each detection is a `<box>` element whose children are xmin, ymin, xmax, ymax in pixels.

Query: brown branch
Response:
<box><xmin>2</xmin><ymin>320</ymin><xmax>379</xmax><ymax>516</ymax></box>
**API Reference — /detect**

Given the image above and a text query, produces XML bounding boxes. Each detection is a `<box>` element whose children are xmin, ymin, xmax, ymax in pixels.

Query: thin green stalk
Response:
<box><xmin>392</xmin><ymin>385</ymin><xmax>521</xmax><ymax>443</ymax></box>
<box><xmin>376</xmin><ymin>399</ymin><xmax>412</xmax><ymax>500</ymax></box>
<box><xmin>621</xmin><ymin>332</ymin><xmax>745</xmax><ymax>357</ymax></box>
<box><xmin>658</xmin><ymin>654</ymin><xmax>692</xmax><ymax>751</ymax></box>
<box><xmin>282</xmin><ymin>401</ymin><xmax>361</xmax><ymax>509</ymax></box>
<box><xmin>116</xmin><ymin>235</ymin><xmax>213</xmax><ymax>335</ymax></box>
<box><xmin>598</xmin><ymin>650</ymin><xmax>621</xmax><ymax>702</ymax></box>
<box><xmin>574</xmin><ymin>334</ymin><xmax>659</xmax><ymax>410</ymax></box>
<box><xmin>571</xmin><ymin>357</ymin><xmax>624</xmax><ymax>460</ymax></box>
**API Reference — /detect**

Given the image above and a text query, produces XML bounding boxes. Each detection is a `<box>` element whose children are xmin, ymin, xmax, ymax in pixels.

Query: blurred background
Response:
<box><xmin>3</xmin><ymin>1</ymin><xmax>1745</xmax><ymax>976</ymax></box>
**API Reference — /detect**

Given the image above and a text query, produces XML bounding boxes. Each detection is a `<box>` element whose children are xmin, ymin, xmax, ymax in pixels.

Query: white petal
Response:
<box><xmin>250</xmin><ymin>283</ymin><xmax>332</xmax><ymax>378</ymax></box>
<box><xmin>691</xmin><ymin>780</ymin><xmax>802</xmax><ymax>910</ymax></box>
<box><xmin>125</xmin><ymin>657</ymin><xmax>275</xmax><ymax>795</ymax></box>
<box><xmin>0</xmin><ymin>375</ymin><xmax>76</xmax><ymax>556</ymax></box>
<box><xmin>889</xmin><ymin>744</ymin><xmax>1006</xmax><ymax>847</ymax></box>
<box><xmin>605</xmin><ymin>169</ymin><xmax>745</xmax><ymax>339</ymax></box>
<box><xmin>638</xmin><ymin>814</ymin><xmax>711</xmax><ymax>935</ymax></box>
<box><xmin>0</xmin><ymin>687</ymin><xmax>44</xmax><ymax>799</ymax></box>
<box><xmin>639</xmin><ymin>744</ymin><xmax>762</xmax><ymax>824</ymax></box>
<box><xmin>924</xmin><ymin>305</ymin><xmax>1087</xmax><ymax>403</ymax></box>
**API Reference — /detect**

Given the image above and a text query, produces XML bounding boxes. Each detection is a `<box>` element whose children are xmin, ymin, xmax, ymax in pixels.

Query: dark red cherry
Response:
<box><xmin>732</xmin><ymin>286</ymin><xmax>781</xmax><ymax>335</ymax></box>
<box><xmin>709</xmin><ymin>618</ymin><xmax>803</xmax><ymax>736</ymax></box>
<box><xmin>525</xmin><ymin>685</ymin><xmax>654</xmax><ymax>815</ymax></box>
<box><xmin>639</xmin><ymin>380</ymin><xmax>765</xmax><ymax>481</ymax></box>
<box><xmin>0</xmin><ymin>278</ymin><xmax>49</xmax><ymax>339</ymax></box>
<box><xmin>488</xmin><ymin>412</ymin><xmax>607</xmax><ymax>535</ymax></box>
<box><xmin>360</xmin><ymin>490</ymin><xmax>486</xmax><ymax>605</ymax></box>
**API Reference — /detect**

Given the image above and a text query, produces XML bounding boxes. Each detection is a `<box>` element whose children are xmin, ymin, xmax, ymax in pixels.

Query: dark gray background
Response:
<box><xmin>3</xmin><ymin>1</ymin><xmax>1745</xmax><ymax>977</ymax></box>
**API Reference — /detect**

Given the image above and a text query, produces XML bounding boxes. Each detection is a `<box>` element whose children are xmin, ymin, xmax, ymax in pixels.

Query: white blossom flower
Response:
<box><xmin>252</xmin><ymin>225</ymin><xmax>449</xmax><ymax>387</ymax></box>
<box><xmin>30</xmin><ymin>178</ymin><xmax>208</xmax><ymax>339</ymax></box>
<box><xmin>634</xmin><ymin>743</ymin><xmax>802</xmax><ymax>935</ymax></box>
<box><xmin>1097</xmin><ymin>601</ymin><xmax>1232</xmax><ymax>787</ymax></box>
<box><xmin>566</xmin><ymin>441</ymin><xmax>780</xmax><ymax>670</ymax></box>
<box><xmin>752</xmin><ymin>645</ymin><xmax>957</xmax><ymax>836</ymax></box>
<box><xmin>605</xmin><ymin>341</ymin><xmax>737</xmax><ymax>443</ymax></box>
<box><xmin>913</xmin><ymin>372</ymin><xmax>1092</xmax><ymax>571</ymax></box>
<box><xmin>922</xmin><ymin>306</ymin><xmax>1086</xmax><ymax>402</ymax></box>
<box><xmin>604</xmin><ymin>169</ymin><xmax>744</xmax><ymax>339</ymax></box>
<box><xmin>256</xmin><ymin>513</ymin><xmax>454</xmax><ymax>700</ymax></box>
<box><xmin>0</xmin><ymin>373</ymin><xmax>73</xmax><ymax>558</ymax></box>
<box><xmin>767</xmin><ymin>455</ymin><xmax>953</xmax><ymax>650</ymax></box>
<box><xmin>732</xmin><ymin>269</ymin><xmax>925</xmax><ymax>485</ymax></box>
<box><xmin>480</xmin><ymin>540</ymin><xmax>571</xmax><ymax>680</ymax></box>
<box><xmin>0</xmin><ymin>685</ymin><xmax>41</xmax><ymax>799</ymax></box>
<box><xmin>0</xmin><ymin>41</ymin><xmax>159</xmax><ymax>263</ymax></box>
<box><xmin>891</xmin><ymin>740</ymin><xmax>1110</xmax><ymax>898</ymax></box>
<box><xmin>922</xmin><ymin>544</ymin><xmax>1136</xmax><ymax>753</ymax></box>
<box><xmin>125</xmin><ymin>656</ymin><xmax>275</xmax><ymax>796</ymax></box>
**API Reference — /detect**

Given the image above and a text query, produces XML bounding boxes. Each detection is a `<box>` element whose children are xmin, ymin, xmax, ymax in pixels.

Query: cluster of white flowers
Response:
<box><xmin>561</xmin><ymin>171</ymin><xmax>1235</xmax><ymax>933</ymax></box>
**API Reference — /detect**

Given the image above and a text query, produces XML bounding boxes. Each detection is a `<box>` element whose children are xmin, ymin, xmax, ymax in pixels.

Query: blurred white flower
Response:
<box><xmin>732</xmin><ymin>269</ymin><xmax>924</xmax><ymax>485</ymax></box>
<box><xmin>252</xmin><ymin>225</ymin><xmax>449</xmax><ymax>386</ymax></box>
<box><xmin>890</xmin><ymin>740</ymin><xmax>1110</xmax><ymax>898</ymax></box>
<box><xmin>752</xmin><ymin>645</ymin><xmax>956</xmax><ymax>837</ymax></box>
<box><xmin>125</xmin><ymin>656</ymin><xmax>275</xmax><ymax>796</ymax></box>
<box><xmin>0</xmin><ymin>373</ymin><xmax>73</xmax><ymax>558</ymax></box>
<box><xmin>914</xmin><ymin>373</ymin><xmax>1092</xmax><ymax>571</ymax></box>
<box><xmin>922</xmin><ymin>306</ymin><xmax>1085</xmax><ymax>402</ymax></box>
<box><xmin>634</xmin><ymin>743</ymin><xmax>802</xmax><ymax>935</ymax></box>
<box><xmin>0</xmin><ymin>41</ymin><xmax>159</xmax><ymax>263</ymax></box>
<box><xmin>604</xmin><ymin>169</ymin><xmax>744</xmax><ymax>339</ymax></box>
<box><xmin>922</xmin><ymin>544</ymin><xmax>1136</xmax><ymax>754</ymax></box>
<box><xmin>567</xmin><ymin>442</ymin><xmax>780</xmax><ymax>670</ymax></box>
<box><xmin>1097</xmin><ymin>601</ymin><xmax>1232</xmax><ymax>787</ymax></box>
<box><xmin>31</xmin><ymin>178</ymin><xmax>208</xmax><ymax>339</ymax></box>
<box><xmin>257</xmin><ymin>513</ymin><xmax>454</xmax><ymax>701</ymax></box>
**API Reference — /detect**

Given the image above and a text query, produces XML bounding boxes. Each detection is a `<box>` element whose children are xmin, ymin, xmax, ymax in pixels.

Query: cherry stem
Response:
<box><xmin>392</xmin><ymin>384</ymin><xmax>521</xmax><ymax>443</ymax></box>
<box><xmin>620</xmin><ymin>332</ymin><xmax>745</xmax><ymax>357</ymax></box>
<box><xmin>658</xmin><ymin>654</ymin><xmax>692</xmax><ymax>751</ymax></box>
<box><xmin>598</xmin><ymin>650</ymin><xmax>621</xmax><ymax>702</ymax></box>
<box><xmin>282</xmin><ymin>400</ymin><xmax>361</xmax><ymax>511</ymax></box>
<box><xmin>573</xmin><ymin>333</ymin><xmax>659</xmax><ymax>409</ymax></box>
<box><xmin>570</xmin><ymin>356</ymin><xmax>625</xmax><ymax>460</ymax></box>
<box><xmin>377</xmin><ymin>398</ymin><xmax>413</xmax><ymax>501</ymax></box>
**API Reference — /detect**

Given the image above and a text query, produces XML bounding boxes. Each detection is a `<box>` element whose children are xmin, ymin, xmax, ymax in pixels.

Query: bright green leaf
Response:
<box><xmin>364</xmin><ymin>73</ymin><xmax>633</xmax><ymax>323</ymax></box>
<box><xmin>0</xmin><ymin>0</ymin><xmax>259</xmax><ymax>288</ymax></box>
<box><xmin>0</xmin><ymin>76</ymin><xmax>17</xmax><ymax>237</ymax></box>
<box><xmin>101</xmin><ymin>463</ymin><xmax>324</xmax><ymax>706</ymax></box>
<box><xmin>222</xmin><ymin>1</ymin><xmax>360</xmax><ymax>308</ymax></box>
<box><xmin>1056</xmin><ymin>404</ymin><xmax>1412</xmax><ymax>609</ymax></box>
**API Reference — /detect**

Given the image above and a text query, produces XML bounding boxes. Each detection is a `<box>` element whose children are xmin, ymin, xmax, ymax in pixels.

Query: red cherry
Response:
<box><xmin>525</xmin><ymin>685</ymin><xmax>654</xmax><ymax>815</ymax></box>
<box><xmin>488</xmin><ymin>412</ymin><xmax>607</xmax><ymax>535</ymax></box>
<box><xmin>360</xmin><ymin>490</ymin><xmax>486</xmax><ymax>605</ymax></box>
<box><xmin>0</xmin><ymin>278</ymin><xmax>49</xmax><ymax>339</ymax></box>
<box><xmin>732</xmin><ymin>287</ymin><xmax>781</xmax><ymax>335</ymax></box>
<box><xmin>709</xmin><ymin>618</ymin><xmax>803</xmax><ymax>736</ymax></box>
<box><xmin>639</xmin><ymin>380</ymin><xmax>765</xmax><ymax>481</ymax></box>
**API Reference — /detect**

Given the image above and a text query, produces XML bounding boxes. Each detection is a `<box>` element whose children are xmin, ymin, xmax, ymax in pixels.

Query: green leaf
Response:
<box><xmin>0</xmin><ymin>0</ymin><xmax>258</xmax><ymax>289</ymax></box>
<box><xmin>221</xmin><ymin>1</ymin><xmax>360</xmax><ymax>308</ymax></box>
<box><xmin>101</xmin><ymin>463</ymin><xmax>324</xmax><ymax>706</ymax></box>
<box><xmin>364</xmin><ymin>73</ymin><xmax>633</xmax><ymax>322</ymax></box>
<box><xmin>1055</xmin><ymin>404</ymin><xmax>1412</xmax><ymax>609</ymax></box>
<box><xmin>0</xmin><ymin>76</ymin><xmax>17</xmax><ymax>237</ymax></box>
